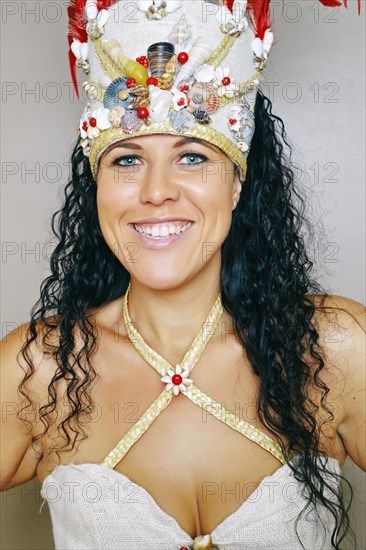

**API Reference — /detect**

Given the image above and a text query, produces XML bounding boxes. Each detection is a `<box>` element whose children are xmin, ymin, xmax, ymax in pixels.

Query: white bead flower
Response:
<box><xmin>215</xmin><ymin>67</ymin><xmax>237</xmax><ymax>98</ymax></box>
<box><xmin>171</xmin><ymin>88</ymin><xmax>190</xmax><ymax>111</ymax></box>
<box><xmin>161</xmin><ymin>364</ymin><xmax>193</xmax><ymax>396</ymax></box>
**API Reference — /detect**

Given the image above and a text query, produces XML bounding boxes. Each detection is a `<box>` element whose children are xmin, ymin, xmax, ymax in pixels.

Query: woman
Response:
<box><xmin>1</xmin><ymin>0</ymin><xmax>365</xmax><ymax>549</ymax></box>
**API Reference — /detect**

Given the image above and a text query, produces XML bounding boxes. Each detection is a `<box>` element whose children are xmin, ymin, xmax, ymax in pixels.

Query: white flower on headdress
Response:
<box><xmin>171</xmin><ymin>88</ymin><xmax>190</xmax><ymax>110</ymax></box>
<box><xmin>215</xmin><ymin>67</ymin><xmax>237</xmax><ymax>98</ymax></box>
<box><xmin>194</xmin><ymin>63</ymin><xmax>216</xmax><ymax>83</ymax></box>
<box><xmin>94</xmin><ymin>107</ymin><xmax>112</xmax><ymax>130</ymax></box>
<box><xmin>71</xmin><ymin>40</ymin><xmax>89</xmax><ymax>70</ymax></box>
<box><xmin>216</xmin><ymin>1</ymin><xmax>249</xmax><ymax>35</ymax></box>
<box><xmin>161</xmin><ymin>364</ymin><xmax>193</xmax><ymax>396</ymax></box>
<box><xmin>252</xmin><ymin>28</ymin><xmax>274</xmax><ymax>70</ymax></box>
<box><xmin>86</xmin><ymin>0</ymin><xmax>109</xmax><ymax>38</ymax></box>
<box><xmin>79</xmin><ymin>106</ymin><xmax>111</xmax><ymax>140</ymax></box>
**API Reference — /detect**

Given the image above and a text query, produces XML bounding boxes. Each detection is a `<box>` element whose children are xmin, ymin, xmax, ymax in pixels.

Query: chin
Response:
<box><xmin>128</xmin><ymin>267</ymin><xmax>197</xmax><ymax>292</ymax></box>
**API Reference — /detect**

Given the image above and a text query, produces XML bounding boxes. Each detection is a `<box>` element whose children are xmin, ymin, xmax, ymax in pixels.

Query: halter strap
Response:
<box><xmin>101</xmin><ymin>284</ymin><xmax>286</xmax><ymax>468</ymax></box>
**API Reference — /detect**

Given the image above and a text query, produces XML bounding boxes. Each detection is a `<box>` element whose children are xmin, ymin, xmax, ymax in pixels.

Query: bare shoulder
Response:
<box><xmin>306</xmin><ymin>293</ymin><xmax>366</xmax><ymax>470</ymax></box>
<box><xmin>0</xmin><ymin>317</ymin><xmax>62</xmax><ymax>490</ymax></box>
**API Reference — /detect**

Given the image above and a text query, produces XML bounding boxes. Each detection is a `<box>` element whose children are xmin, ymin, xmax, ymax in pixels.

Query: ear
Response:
<box><xmin>231</xmin><ymin>170</ymin><xmax>242</xmax><ymax>204</ymax></box>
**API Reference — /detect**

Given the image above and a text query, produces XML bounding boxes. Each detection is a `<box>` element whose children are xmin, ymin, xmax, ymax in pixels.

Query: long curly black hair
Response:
<box><xmin>18</xmin><ymin>90</ymin><xmax>357</xmax><ymax>548</ymax></box>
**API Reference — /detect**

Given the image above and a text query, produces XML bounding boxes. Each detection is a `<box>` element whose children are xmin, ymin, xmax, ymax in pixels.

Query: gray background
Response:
<box><xmin>1</xmin><ymin>1</ymin><xmax>365</xmax><ymax>548</ymax></box>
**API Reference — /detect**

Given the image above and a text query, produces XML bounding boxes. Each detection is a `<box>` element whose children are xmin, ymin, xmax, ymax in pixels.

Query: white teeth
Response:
<box><xmin>133</xmin><ymin>222</ymin><xmax>192</xmax><ymax>239</ymax></box>
<box><xmin>160</xmin><ymin>226</ymin><xmax>170</xmax><ymax>237</ymax></box>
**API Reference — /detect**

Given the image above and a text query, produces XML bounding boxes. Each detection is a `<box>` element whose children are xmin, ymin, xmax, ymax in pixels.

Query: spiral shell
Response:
<box><xmin>175</xmin><ymin>39</ymin><xmax>213</xmax><ymax>87</ymax></box>
<box><xmin>165</xmin><ymin>14</ymin><xmax>192</xmax><ymax>54</ymax></box>
<box><xmin>147</xmin><ymin>42</ymin><xmax>175</xmax><ymax>78</ymax></box>
<box><xmin>129</xmin><ymin>85</ymin><xmax>149</xmax><ymax>98</ymax></box>
<box><xmin>165</xmin><ymin>56</ymin><xmax>179</xmax><ymax>75</ymax></box>
<box><xmin>132</xmin><ymin>96</ymin><xmax>150</xmax><ymax>109</ymax></box>
<box><xmin>157</xmin><ymin>73</ymin><xmax>175</xmax><ymax>90</ymax></box>
<box><xmin>120</xmin><ymin>109</ymin><xmax>143</xmax><ymax>134</ymax></box>
<box><xmin>187</xmin><ymin>83</ymin><xmax>220</xmax><ymax>114</ymax></box>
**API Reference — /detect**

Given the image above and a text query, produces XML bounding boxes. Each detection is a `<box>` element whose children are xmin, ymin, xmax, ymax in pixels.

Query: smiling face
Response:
<box><xmin>96</xmin><ymin>134</ymin><xmax>242</xmax><ymax>290</ymax></box>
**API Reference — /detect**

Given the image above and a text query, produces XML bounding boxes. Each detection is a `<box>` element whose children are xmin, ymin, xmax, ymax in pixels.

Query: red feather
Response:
<box><xmin>222</xmin><ymin>0</ymin><xmax>234</xmax><ymax>12</ymax></box>
<box><xmin>319</xmin><ymin>0</ymin><xmax>361</xmax><ymax>14</ymax></box>
<box><xmin>68</xmin><ymin>0</ymin><xmax>88</xmax><ymax>98</ymax></box>
<box><xmin>96</xmin><ymin>0</ymin><xmax>118</xmax><ymax>10</ymax></box>
<box><xmin>67</xmin><ymin>0</ymin><xmax>119</xmax><ymax>98</ymax></box>
<box><xmin>246</xmin><ymin>0</ymin><xmax>272</xmax><ymax>39</ymax></box>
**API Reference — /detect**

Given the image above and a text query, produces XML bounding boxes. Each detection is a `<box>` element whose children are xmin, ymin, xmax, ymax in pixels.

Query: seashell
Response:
<box><xmin>83</xmin><ymin>81</ymin><xmax>99</xmax><ymax>100</ymax></box>
<box><xmin>103</xmin><ymin>77</ymin><xmax>134</xmax><ymax>109</ymax></box>
<box><xmin>138</xmin><ymin>0</ymin><xmax>182</xmax><ymax>15</ymax></box>
<box><xmin>148</xmin><ymin>85</ymin><xmax>173</xmax><ymax>123</ymax></box>
<box><xmin>192</xmin><ymin>109</ymin><xmax>211</xmax><ymax>124</ymax></box>
<box><xmin>132</xmin><ymin>96</ymin><xmax>150</xmax><ymax>109</ymax></box>
<box><xmin>99</xmin><ymin>75</ymin><xmax>112</xmax><ymax>89</ymax></box>
<box><xmin>174</xmin><ymin>39</ymin><xmax>213</xmax><ymax>87</ymax></box>
<box><xmin>108</xmin><ymin>106</ymin><xmax>126</xmax><ymax>128</ymax></box>
<box><xmin>194</xmin><ymin>63</ymin><xmax>216</xmax><ymax>83</ymax></box>
<box><xmin>165</xmin><ymin>56</ymin><xmax>179</xmax><ymax>75</ymax></box>
<box><xmin>165</xmin><ymin>14</ymin><xmax>192</xmax><ymax>54</ymax></box>
<box><xmin>147</xmin><ymin>42</ymin><xmax>175</xmax><ymax>78</ymax></box>
<box><xmin>87</xmin><ymin>126</ymin><xmax>101</xmax><ymax>139</ymax></box>
<box><xmin>129</xmin><ymin>85</ymin><xmax>149</xmax><ymax>98</ymax></box>
<box><xmin>120</xmin><ymin>110</ymin><xmax>143</xmax><ymax>134</ymax></box>
<box><xmin>168</xmin><ymin>108</ymin><xmax>195</xmax><ymax>132</ymax></box>
<box><xmin>157</xmin><ymin>73</ymin><xmax>175</xmax><ymax>90</ymax></box>
<box><xmin>187</xmin><ymin>83</ymin><xmax>220</xmax><ymax>114</ymax></box>
<box><xmin>102</xmin><ymin>39</ymin><xmax>149</xmax><ymax>86</ymax></box>
<box><xmin>192</xmin><ymin>534</ymin><xmax>213</xmax><ymax>550</ymax></box>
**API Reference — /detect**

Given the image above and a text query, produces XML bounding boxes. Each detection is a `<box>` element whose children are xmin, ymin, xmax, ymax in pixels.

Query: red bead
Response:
<box><xmin>222</xmin><ymin>76</ymin><xmax>231</xmax><ymax>86</ymax></box>
<box><xmin>147</xmin><ymin>77</ymin><xmax>158</xmax><ymax>86</ymax></box>
<box><xmin>137</xmin><ymin>107</ymin><xmax>149</xmax><ymax>119</ymax></box>
<box><xmin>177</xmin><ymin>98</ymin><xmax>185</xmax><ymax>106</ymax></box>
<box><xmin>82</xmin><ymin>121</ymin><xmax>88</xmax><ymax>131</ymax></box>
<box><xmin>89</xmin><ymin>117</ymin><xmax>97</xmax><ymax>127</ymax></box>
<box><xmin>229</xmin><ymin>118</ymin><xmax>237</xmax><ymax>125</ymax></box>
<box><xmin>172</xmin><ymin>374</ymin><xmax>183</xmax><ymax>385</ymax></box>
<box><xmin>136</xmin><ymin>55</ymin><xmax>148</xmax><ymax>67</ymax></box>
<box><xmin>177</xmin><ymin>52</ymin><xmax>189</xmax><ymax>64</ymax></box>
<box><xmin>126</xmin><ymin>78</ymin><xmax>136</xmax><ymax>88</ymax></box>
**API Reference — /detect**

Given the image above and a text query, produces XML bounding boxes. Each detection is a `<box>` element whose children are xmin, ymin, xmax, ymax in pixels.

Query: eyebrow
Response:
<box><xmin>105</xmin><ymin>137</ymin><xmax>219</xmax><ymax>154</ymax></box>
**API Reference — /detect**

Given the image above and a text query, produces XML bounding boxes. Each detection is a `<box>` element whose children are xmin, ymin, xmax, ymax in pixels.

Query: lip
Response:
<box><xmin>128</xmin><ymin>221</ymin><xmax>194</xmax><ymax>249</ymax></box>
<box><xmin>131</xmin><ymin>217</ymin><xmax>194</xmax><ymax>224</ymax></box>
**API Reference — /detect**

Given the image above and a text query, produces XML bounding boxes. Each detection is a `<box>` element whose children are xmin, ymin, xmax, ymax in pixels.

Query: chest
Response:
<box><xmin>37</xmin><ymin>327</ymin><xmax>346</xmax><ymax>539</ymax></box>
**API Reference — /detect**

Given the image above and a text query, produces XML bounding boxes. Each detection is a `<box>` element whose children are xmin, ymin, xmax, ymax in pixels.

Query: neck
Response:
<box><xmin>126</xmin><ymin>272</ymin><xmax>223</xmax><ymax>365</ymax></box>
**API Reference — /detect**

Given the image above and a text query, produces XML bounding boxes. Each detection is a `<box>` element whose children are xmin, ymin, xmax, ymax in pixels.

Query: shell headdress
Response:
<box><xmin>68</xmin><ymin>0</ymin><xmax>360</xmax><ymax>180</ymax></box>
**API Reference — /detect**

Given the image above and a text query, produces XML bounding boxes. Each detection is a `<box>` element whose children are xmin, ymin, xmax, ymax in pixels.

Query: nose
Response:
<box><xmin>139</xmin><ymin>157</ymin><xmax>181</xmax><ymax>206</ymax></box>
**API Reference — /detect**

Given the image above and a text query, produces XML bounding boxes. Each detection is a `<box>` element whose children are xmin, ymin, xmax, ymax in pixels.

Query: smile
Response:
<box><xmin>133</xmin><ymin>221</ymin><xmax>192</xmax><ymax>239</ymax></box>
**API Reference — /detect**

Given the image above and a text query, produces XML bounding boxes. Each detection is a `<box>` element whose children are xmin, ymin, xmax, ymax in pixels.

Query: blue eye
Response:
<box><xmin>113</xmin><ymin>151</ymin><xmax>207</xmax><ymax>168</ymax></box>
<box><xmin>115</xmin><ymin>155</ymin><xmax>140</xmax><ymax>168</ymax></box>
<box><xmin>179</xmin><ymin>152</ymin><xmax>207</xmax><ymax>166</ymax></box>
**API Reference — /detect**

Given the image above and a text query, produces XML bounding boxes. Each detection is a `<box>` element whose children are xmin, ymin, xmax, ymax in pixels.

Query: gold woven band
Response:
<box><xmin>89</xmin><ymin>121</ymin><xmax>248</xmax><ymax>181</ymax></box>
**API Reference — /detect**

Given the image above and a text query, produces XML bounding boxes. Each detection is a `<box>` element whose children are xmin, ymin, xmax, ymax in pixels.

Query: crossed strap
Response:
<box><xmin>101</xmin><ymin>284</ymin><xmax>286</xmax><ymax>469</ymax></box>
